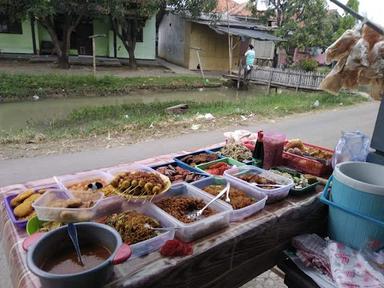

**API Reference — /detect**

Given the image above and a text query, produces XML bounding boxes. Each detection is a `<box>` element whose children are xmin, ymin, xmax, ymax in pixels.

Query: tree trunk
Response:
<box><xmin>58</xmin><ymin>27</ymin><xmax>72</xmax><ymax>69</ymax></box>
<box><xmin>39</xmin><ymin>20</ymin><xmax>62</xmax><ymax>57</ymax></box>
<box><xmin>127</xmin><ymin>45</ymin><xmax>137</xmax><ymax>68</ymax></box>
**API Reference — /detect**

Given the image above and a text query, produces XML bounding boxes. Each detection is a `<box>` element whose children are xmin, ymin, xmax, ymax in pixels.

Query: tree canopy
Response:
<box><xmin>248</xmin><ymin>0</ymin><xmax>359</xmax><ymax>56</ymax></box>
<box><xmin>0</xmin><ymin>0</ymin><xmax>101</xmax><ymax>68</ymax></box>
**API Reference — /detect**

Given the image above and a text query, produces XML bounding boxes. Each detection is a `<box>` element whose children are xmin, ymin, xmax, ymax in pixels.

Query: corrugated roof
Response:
<box><xmin>211</xmin><ymin>26</ymin><xmax>283</xmax><ymax>42</ymax></box>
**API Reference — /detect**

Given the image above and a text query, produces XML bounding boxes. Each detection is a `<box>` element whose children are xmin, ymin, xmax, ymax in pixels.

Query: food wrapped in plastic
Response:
<box><xmin>369</xmin><ymin>78</ymin><xmax>384</xmax><ymax>100</ymax></box>
<box><xmin>319</xmin><ymin>56</ymin><xmax>347</xmax><ymax>94</ymax></box>
<box><xmin>362</xmin><ymin>25</ymin><xmax>384</xmax><ymax>49</ymax></box>
<box><xmin>365</xmin><ymin>40</ymin><xmax>384</xmax><ymax>79</ymax></box>
<box><xmin>345</xmin><ymin>38</ymin><xmax>369</xmax><ymax>69</ymax></box>
<box><xmin>341</xmin><ymin>68</ymin><xmax>360</xmax><ymax>90</ymax></box>
<box><xmin>325</xmin><ymin>29</ymin><xmax>360</xmax><ymax>64</ymax></box>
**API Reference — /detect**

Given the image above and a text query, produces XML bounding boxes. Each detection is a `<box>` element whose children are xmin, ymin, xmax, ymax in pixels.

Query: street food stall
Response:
<box><xmin>0</xmin><ymin>137</ymin><xmax>332</xmax><ymax>288</ymax></box>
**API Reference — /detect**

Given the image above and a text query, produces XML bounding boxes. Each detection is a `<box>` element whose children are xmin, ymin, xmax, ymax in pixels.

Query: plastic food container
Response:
<box><xmin>224</xmin><ymin>166</ymin><xmax>294</xmax><ymax>203</ymax></box>
<box><xmin>32</xmin><ymin>189</ymin><xmax>104</xmax><ymax>222</ymax></box>
<box><xmin>4</xmin><ymin>184</ymin><xmax>61</xmax><ymax>229</ymax></box>
<box><xmin>195</xmin><ymin>157</ymin><xmax>245</xmax><ymax>176</ymax></box>
<box><xmin>192</xmin><ymin>177</ymin><xmax>267</xmax><ymax>222</ymax></box>
<box><xmin>263</xmin><ymin>132</ymin><xmax>286</xmax><ymax>169</ymax></box>
<box><xmin>153</xmin><ymin>183</ymin><xmax>231</xmax><ymax>242</ymax></box>
<box><xmin>106</xmin><ymin>202</ymin><xmax>176</xmax><ymax>259</ymax></box>
<box><xmin>207</xmin><ymin>146</ymin><xmax>256</xmax><ymax>165</ymax></box>
<box><xmin>282</xmin><ymin>143</ymin><xmax>334</xmax><ymax>177</ymax></box>
<box><xmin>57</xmin><ymin>171</ymin><xmax>114</xmax><ymax>195</ymax></box>
<box><xmin>270</xmin><ymin>167</ymin><xmax>319</xmax><ymax>196</ymax></box>
<box><xmin>174</xmin><ymin>150</ymin><xmax>224</xmax><ymax>167</ymax></box>
<box><xmin>150</xmin><ymin>161</ymin><xmax>209</xmax><ymax>185</ymax></box>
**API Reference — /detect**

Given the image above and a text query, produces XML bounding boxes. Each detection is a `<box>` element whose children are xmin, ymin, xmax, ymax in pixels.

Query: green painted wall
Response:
<box><xmin>109</xmin><ymin>15</ymin><xmax>156</xmax><ymax>59</ymax></box>
<box><xmin>0</xmin><ymin>15</ymin><xmax>156</xmax><ymax>59</ymax></box>
<box><xmin>0</xmin><ymin>20</ymin><xmax>34</xmax><ymax>54</ymax></box>
<box><xmin>93</xmin><ymin>18</ymin><xmax>110</xmax><ymax>57</ymax></box>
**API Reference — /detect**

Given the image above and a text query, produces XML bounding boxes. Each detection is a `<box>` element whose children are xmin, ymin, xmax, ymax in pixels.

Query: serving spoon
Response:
<box><xmin>67</xmin><ymin>223</ymin><xmax>84</xmax><ymax>266</ymax></box>
<box><xmin>187</xmin><ymin>183</ymin><xmax>230</xmax><ymax>221</ymax></box>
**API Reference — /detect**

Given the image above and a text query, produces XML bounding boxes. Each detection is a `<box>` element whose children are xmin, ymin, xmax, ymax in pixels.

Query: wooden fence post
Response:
<box><xmin>296</xmin><ymin>73</ymin><xmax>302</xmax><ymax>92</ymax></box>
<box><xmin>267</xmin><ymin>69</ymin><xmax>274</xmax><ymax>94</ymax></box>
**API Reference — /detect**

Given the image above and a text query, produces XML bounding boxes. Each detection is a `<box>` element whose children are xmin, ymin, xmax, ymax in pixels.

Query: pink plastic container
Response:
<box><xmin>263</xmin><ymin>132</ymin><xmax>286</xmax><ymax>169</ymax></box>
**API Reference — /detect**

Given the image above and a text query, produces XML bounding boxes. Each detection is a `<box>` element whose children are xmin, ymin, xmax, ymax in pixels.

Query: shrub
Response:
<box><xmin>297</xmin><ymin>59</ymin><xmax>319</xmax><ymax>72</ymax></box>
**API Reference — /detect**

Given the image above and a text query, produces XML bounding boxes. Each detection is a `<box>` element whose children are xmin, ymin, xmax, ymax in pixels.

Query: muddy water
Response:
<box><xmin>0</xmin><ymin>87</ymin><xmax>267</xmax><ymax>130</ymax></box>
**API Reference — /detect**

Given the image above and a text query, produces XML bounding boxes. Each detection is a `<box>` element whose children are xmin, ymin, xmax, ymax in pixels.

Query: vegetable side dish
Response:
<box><xmin>203</xmin><ymin>185</ymin><xmax>255</xmax><ymax>209</ymax></box>
<box><xmin>219</xmin><ymin>141</ymin><xmax>253</xmax><ymax>162</ymax></box>
<box><xmin>270</xmin><ymin>169</ymin><xmax>318</xmax><ymax>190</ymax></box>
<box><xmin>105</xmin><ymin>210</ymin><xmax>161</xmax><ymax>244</ymax></box>
<box><xmin>156</xmin><ymin>196</ymin><xmax>215</xmax><ymax>223</ymax></box>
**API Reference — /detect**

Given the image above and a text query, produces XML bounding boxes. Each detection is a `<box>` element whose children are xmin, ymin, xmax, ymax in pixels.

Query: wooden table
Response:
<box><xmin>0</xmin><ymin>155</ymin><xmax>327</xmax><ymax>288</ymax></box>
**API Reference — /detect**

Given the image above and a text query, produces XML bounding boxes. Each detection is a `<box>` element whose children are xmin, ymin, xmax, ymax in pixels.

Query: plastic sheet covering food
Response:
<box><xmin>321</xmin><ymin>24</ymin><xmax>384</xmax><ymax>100</ymax></box>
<box><xmin>325</xmin><ymin>29</ymin><xmax>360</xmax><ymax>64</ymax></box>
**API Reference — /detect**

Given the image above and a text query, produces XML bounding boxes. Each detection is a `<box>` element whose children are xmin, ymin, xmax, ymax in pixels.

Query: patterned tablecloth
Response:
<box><xmin>0</xmin><ymin>148</ymin><xmax>327</xmax><ymax>288</ymax></box>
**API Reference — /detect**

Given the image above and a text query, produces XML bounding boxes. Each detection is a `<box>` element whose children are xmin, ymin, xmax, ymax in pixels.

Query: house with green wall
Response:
<box><xmin>0</xmin><ymin>15</ymin><xmax>156</xmax><ymax>60</ymax></box>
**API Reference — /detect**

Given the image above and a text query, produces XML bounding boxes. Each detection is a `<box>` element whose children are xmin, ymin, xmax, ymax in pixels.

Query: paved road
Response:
<box><xmin>0</xmin><ymin>102</ymin><xmax>379</xmax><ymax>187</ymax></box>
<box><xmin>0</xmin><ymin>101</ymin><xmax>380</xmax><ymax>288</ymax></box>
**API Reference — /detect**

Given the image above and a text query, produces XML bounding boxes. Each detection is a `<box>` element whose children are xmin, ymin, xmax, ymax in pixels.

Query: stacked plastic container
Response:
<box><xmin>152</xmin><ymin>183</ymin><xmax>232</xmax><ymax>242</ymax></box>
<box><xmin>224</xmin><ymin>166</ymin><xmax>294</xmax><ymax>203</ymax></box>
<box><xmin>192</xmin><ymin>177</ymin><xmax>267</xmax><ymax>222</ymax></box>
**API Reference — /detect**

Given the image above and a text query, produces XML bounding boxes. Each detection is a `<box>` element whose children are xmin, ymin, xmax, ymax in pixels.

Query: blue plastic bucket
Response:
<box><xmin>320</xmin><ymin>161</ymin><xmax>384</xmax><ymax>249</ymax></box>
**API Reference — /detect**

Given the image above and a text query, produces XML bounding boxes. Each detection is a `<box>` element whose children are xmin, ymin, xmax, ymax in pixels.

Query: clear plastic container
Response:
<box><xmin>4</xmin><ymin>183</ymin><xmax>61</xmax><ymax>229</ymax></box>
<box><xmin>57</xmin><ymin>170</ymin><xmax>114</xmax><ymax>195</ymax></box>
<box><xmin>224</xmin><ymin>166</ymin><xmax>294</xmax><ymax>203</ymax></box>
<box><xmin>263</xmin><ymin>132</ymin><xmax>286</xmax><ymax>169</ymax></box>
<box><xmin>32</xmin><ymin>189</ymin><xmax>104</xmax><ymax>222</ymax></box>
<box><xmin>153</xmin><ymin>183</ymin><xmax>231</xmax><ymax>242</ymax></box>
<box><xmin>106</xmin><ymin>201</ymin><xmax>176</xmax><ymax>259</ymax></box>
<box><xmin>150</xmin><ymin>161</ymin><xmax>209</xmax><ymax>185</ymax></box>
<box><xmin>192</xmin><ymin>177</ymin><xmax>267</xmax><ymax>222</ymax></box>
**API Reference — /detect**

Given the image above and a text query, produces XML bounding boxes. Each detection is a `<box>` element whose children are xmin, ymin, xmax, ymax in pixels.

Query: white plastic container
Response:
<box><xmin>153</xmin><ymin>183</ymin><xmax>231</xmax><ymax>242</ymax></box>
<box><xmin>108</xmin><ymin>201</ymin><xmax>176</xmax><ymax>259</ymax></box>
<box><xmin>32</xmin><ymin>189</ymin><xmax>104</xmax><ymax>222</ymax></box>
<box><xmin>192</xmin><ymin>177</ymin><xmax>267</xmax><ymax>222</ymax></box>
<box><xmin>224</xmin><ymin>166</ymin><xmax>294</xmax><ymax>203</ymax></box>
<box><xmin>57</xmin><ymin>170</ymin><xmax>114</xmax><ymax>195</ymax></box>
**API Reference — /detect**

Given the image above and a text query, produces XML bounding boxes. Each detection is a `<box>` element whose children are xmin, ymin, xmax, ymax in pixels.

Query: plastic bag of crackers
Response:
<box><xmin>320</xmin><ymin>24</ymin><xmax>384</xmax><ymax>100</ymax></box>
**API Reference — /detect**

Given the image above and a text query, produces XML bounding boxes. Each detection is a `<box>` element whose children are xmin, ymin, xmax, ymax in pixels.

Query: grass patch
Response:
<box><xmin>0</xmin><ymin>73</ymin><xmax>222</xmax><ymax>101</ymax></box>
<box><xmin>0</xmin><ymin>91</ymin><xmax>367</xmax><ymax>144</ymax></box>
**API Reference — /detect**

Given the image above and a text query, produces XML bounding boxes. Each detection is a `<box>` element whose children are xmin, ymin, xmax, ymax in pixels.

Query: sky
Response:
<box><xmin>234</xmin><ymin>0</ymin><xmax>384</xmax><ymax>26</ymax></box>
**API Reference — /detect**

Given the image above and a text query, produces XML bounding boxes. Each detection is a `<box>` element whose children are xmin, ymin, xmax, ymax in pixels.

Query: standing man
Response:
<box><xmin>244</xmin><ymin>44</ymin><xmax>255</xmax><ymax>80</ymax></box>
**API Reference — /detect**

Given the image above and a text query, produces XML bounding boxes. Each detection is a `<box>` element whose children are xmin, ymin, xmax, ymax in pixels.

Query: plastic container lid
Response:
<box><xmin>192</xmin><ymin>176</ymin><xmax>267</xmax><ymax>222</ymax></box>
<box><xmin>32</xmin><ymin>189</ymin><xmax>104</xmax><ymax>222</ymax></box>
<box><xmin>57</xmin><ymin>170</ymin><xmax>114</xmax><ymax>195</ymax></box>
<box><xmin>334</xmin><ymin>161</ymin><xmax>384</xmax><ymax>196</ymax></box>
<box><xmin>224</xmin><ymin>165</ymin><xmax>294</xmax><ymax>203</ymax></box>
<box><xmin>153</xmin><ymin>183</ymin><xmax>231</xmax><ymax>242</ymax></box>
